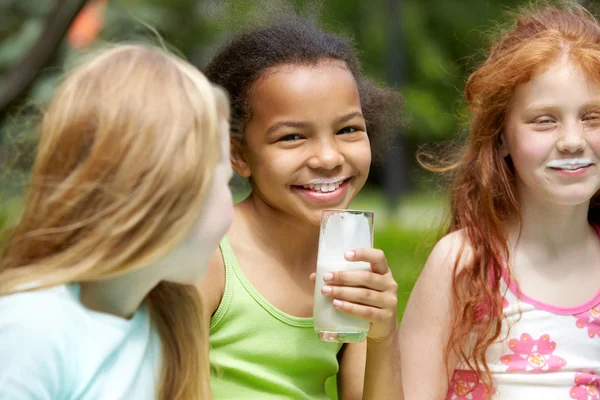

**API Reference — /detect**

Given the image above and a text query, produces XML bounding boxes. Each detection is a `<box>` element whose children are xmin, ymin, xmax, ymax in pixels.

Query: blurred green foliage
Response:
<box><xmin>0</xmin><ymin>0</ymin><xmax>526</xmax><ymax>153</ymax></box>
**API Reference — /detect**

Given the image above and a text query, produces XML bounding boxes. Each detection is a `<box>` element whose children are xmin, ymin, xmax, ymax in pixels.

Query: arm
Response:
<box><xmin>363</xmin><ymin>328</ymin><xmax>401</xmax><ymax>399</ymax></box>
<box><xmin>399</xmin><ymin>232</ymin><xmax>466</xmax><ymax>400</ymax></box>
<box><xmin>324</xmin><ymin>248</ymin><xmax>402</xmax><ymax>399</ymax></box>
<box><xmin>336</xmin><ymin>342</ymin><xmax>366</xmax><ymax>400</ymax></box>
<box><xmin>337</xmin><ymin>333</ymin><xmax>402</xmax><ymax>400</ymax></box>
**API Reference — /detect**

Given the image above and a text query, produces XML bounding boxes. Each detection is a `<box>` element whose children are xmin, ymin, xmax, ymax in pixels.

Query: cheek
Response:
<box><xmin>266</xmin><ymin>152</ymin><xmax>298</xmax><ymax>175</ymax></box>
<box><xmin>509</xmin><ymin>134</ymin><xmax>551</xmax><ymax>165</ymax></box>
<box><xmin>197</xmin><ymin>176</ymin><xmax>234</xmax><ymax>241</ymax></box>
<box><xmin>214</xmin><ymin>182</ymin><xmax>234</xmax><ymax>234</ymax></box>
<box><xmin>249</xmin><ymin>147</ymin><xmax>275</xmax><ymax>170</ymax></box>
<box><xmin>346</xmin><ymin>142</ymin><xmax>372</xmax><ymax>172</ymax></box>
<box><xmin>208</xmin><ymin>182</ymin><xmax>233</xmax><ymax>229</ymax></box>
<box><xmin>588</xmin><ymin>134</ymin><xmax>600</xmax><ymax>153</ymax></box>
<box><xmin>251</xmin><ymin>149</ymin><xmax>299</xmax><ymax>183</ymax></box>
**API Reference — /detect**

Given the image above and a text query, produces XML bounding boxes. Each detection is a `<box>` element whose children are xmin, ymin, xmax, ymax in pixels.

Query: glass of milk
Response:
<box><xmin>313</xmin><ymin>209</ymin><xmax>374</xmax><ymax>343</ymax></box>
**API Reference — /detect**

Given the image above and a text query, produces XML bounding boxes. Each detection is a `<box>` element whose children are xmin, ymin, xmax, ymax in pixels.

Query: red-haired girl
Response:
<box><xmin>401</xmin><ymin>3</ymin><xmax>600</xmax><ymax>399</ymax></box>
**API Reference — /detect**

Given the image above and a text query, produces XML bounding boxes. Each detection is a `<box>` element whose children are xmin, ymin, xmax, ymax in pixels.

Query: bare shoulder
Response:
<box><xmin>400</xmin><ymin>228</ymin><xmax>472</xmax><ymax>329</ymax></box>
<box><xmin>198</xmin><ymin>247</ymin><xmax>226</xmax><ymax>318</ymax></box>
<box><xmin>198</xmin><ymin>203</ymin><xmax>254</xmax><ymax>317</ymax></box>
<box><xmin>400</xmin><ymin>231</ymin><xmax>467</xmax><ymax>312</ymax></box>
<box><xmin>424</xmin><ymin>228</ymin><xmax>472</xmax><ymax>276</ymax></box>
<box><xmin>398</xmin><ymin>229</ymin><xmax>471</xmax><ymax>397</ymax></box>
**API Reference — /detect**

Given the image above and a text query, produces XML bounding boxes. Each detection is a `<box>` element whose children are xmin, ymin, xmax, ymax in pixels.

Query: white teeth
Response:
<box><xmin>302</xmin><ymin>180</ymin><xmax>344</xmax><ymax>192</ymax></box>
<box><xmin>317</xmin><ymin>184</ymin><xmax>333</xmax><ymax>192</ymax></box>
<box><xmin>546</xmin><ymin>158</ymin><xmax>594</xmax><ymax>170</ymax></box>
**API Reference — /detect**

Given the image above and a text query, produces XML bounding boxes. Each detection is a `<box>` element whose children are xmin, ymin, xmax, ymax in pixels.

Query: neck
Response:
<box><xmin>236</xmin><ymin>194</ymin><xmax>320</xmax><ymax>268</ymax></box>
<box><xmin>78</xmin><ymin>266</ymin><xmax>161</xmax><ymax>319</ymax></box>
<box><xmin>509</xmin><ymin>193</ymin><xmax>592</xmax><ymax>251</ymax></box>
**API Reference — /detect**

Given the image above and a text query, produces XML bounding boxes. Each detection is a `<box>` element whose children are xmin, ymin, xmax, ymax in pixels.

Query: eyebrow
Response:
<box><xmin>337</xmin><ymin>111</ymin><xmax>364</xmax><ymax>124</ymax></box>
<box><xmin>265</xmin><ymin>112</ymin><xmax>365</xmax><ymax>136</ymax></box>
<box><xmin>584</xmin><ymin>103</ymin><xmax>600</xmax><ymax>111</ymax></box>
<box><xmin>524</xmin><ymin>101</ymin><xmax>600</xmax><ymax>113</ymax></box>
<box><xmin>266</xmin><ymin>121</ymin><xmax>308</xmax><ymax>136</ymax></box>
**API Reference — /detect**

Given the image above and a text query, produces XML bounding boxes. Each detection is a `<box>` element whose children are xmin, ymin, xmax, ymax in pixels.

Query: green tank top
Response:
<box><xmin>209</xmin><ymin>237</ymin><xmax>342</xmax><ymax>399</ymax></box>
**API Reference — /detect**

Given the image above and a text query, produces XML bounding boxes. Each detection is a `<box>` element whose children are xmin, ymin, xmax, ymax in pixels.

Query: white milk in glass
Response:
<box><xmin>313</xmin><ymin>210</ymin><xmax>373</xmax><ymax>343</ymax></box>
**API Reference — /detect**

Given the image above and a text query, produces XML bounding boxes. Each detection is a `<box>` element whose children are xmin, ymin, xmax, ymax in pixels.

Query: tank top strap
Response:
<box><xmin>212</xmin><ymin>236</ymin><xmax>314</xmax><ymax>328</ymax></box>
<box><xmin>210</xmin><ymin>237</ymin><xmax>237</xmax><ymax>330</ymax></box>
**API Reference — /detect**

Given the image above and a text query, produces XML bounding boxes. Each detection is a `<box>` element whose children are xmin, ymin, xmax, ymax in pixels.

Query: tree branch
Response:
<box><xmin>0</xmin><ymin>0</ymin><xmax>90</xmax><ymax>118</ymax></box>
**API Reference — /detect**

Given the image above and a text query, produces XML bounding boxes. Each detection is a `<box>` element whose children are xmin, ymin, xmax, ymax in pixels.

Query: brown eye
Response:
<box><xmin>583</xmin><ymin>113</ymin><xmax>600</xmax><ymax>122</ymax></box>
<box><xmin>279</xmin><ymin>134</ymin><xmax>303</xmax><ymax>142</ymax></box>
<box><xmin>536</xmin><ymin>118</ymin><xmax>553</xmax><ymax>124</ymax></box>
<box><xmin>337</xmin><ymin>126</ymin><xmax>361</xmax><ymax>135</ymax></box>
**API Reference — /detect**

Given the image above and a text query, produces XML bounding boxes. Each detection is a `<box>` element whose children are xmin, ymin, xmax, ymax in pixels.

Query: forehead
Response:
<box><xmin>247</xmin><ymin>61</ymin><xmax>361</xmax><ymax>124</ymax></box>
<box><xmin>511</xmin><ymin>57</ymin><xmax>600</xmax><ymax>107</ymax></box>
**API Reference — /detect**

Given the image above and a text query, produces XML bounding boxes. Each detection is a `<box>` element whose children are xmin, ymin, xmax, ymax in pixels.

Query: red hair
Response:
<box><xmin>421</xmin><ymin>1</ymin><xmax>600</xmax><ymax>392</ymax></box>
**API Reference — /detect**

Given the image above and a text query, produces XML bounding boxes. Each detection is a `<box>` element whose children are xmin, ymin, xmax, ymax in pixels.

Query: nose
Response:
<box><xmin>557</xmin><ymin>123</ymin><xmax>587</xmax><ymax>153</ymax></box>
<box><xmin>307</xmin><ymin>137</ymin><xmax>345</xmax><ymax>170</ymax></box>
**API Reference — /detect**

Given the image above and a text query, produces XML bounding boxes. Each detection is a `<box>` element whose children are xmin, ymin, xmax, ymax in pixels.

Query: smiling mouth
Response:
<box><xmin>299</xmin><ymin>178</ymin><xmax>349</xmax><ymax>193</ymax></box>
<box><xmin>549</xmin><ymin>165</ymin><xmax>592</xmax><ymax>171</ymax></box>
<box><xmin>546</xmin><ymin>159</ymin><xmax>595</xmax><ymax>171</ymax></box>
<box><xmin>296</xmin><ymin>178</ymin><xmax>351</xmax><ymax>193</ymax></box>
<box><xmin>291</xmin><ymin>178</ymin><xmax>352</xmax><ymax>204</ymax></box>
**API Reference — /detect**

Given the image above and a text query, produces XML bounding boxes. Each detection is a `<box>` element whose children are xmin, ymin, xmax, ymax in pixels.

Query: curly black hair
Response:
<box><xmin>206</xmin><ymin>13</ymin><xmax>402</xmax><ymax>160</ymax></box>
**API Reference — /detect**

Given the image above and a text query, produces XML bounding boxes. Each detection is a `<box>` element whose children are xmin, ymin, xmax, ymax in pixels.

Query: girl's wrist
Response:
<box><xmin>367</xmin><ymin>324</ymin><xmax>400</xmax><ymax>348</ymax></box>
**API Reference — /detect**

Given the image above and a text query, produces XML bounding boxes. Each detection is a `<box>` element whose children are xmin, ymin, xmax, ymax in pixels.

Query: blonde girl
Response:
<box><xmin>0</xmin><ymin>44</ymin><xmax>232</xmax><ymax>400</ymax></box>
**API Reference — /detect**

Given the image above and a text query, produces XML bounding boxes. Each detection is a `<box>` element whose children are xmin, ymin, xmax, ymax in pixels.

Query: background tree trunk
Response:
<box><xmin>0</xmin><ymin>0</ymin><xmax>89</xmax><ymax>119</ymax></box>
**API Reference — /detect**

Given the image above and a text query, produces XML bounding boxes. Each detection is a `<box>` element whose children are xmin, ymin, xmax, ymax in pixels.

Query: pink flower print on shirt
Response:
<box><xmin>571</xmin><ymin>372</ymin><xmax>600</xmax><ymax>400</ymax></box>
<box><xmin>446</xmin><ymin>370</ymin><xmax>493</xmax><ymax>400</ymax></box>
<box><xmin>500</xmin><ymin>333</ymin><xmax>567</xmax><ymax>372</ymax></box>
<box><xmin>574</xmin><ymin>306</ymin><xmax>600</xmax><ymax>339</ymax></box>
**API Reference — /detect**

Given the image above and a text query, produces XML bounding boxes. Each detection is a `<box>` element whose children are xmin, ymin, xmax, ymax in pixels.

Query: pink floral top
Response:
<box><xmin>447</xmin><ymin>227</ymin><xmax>600</xmax><ymax>400</ymax></box>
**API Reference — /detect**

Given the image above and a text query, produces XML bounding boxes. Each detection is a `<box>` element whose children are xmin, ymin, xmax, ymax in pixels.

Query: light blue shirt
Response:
<box><xmin>0</xmin><ymin>284</ymin><xmax>161</xmax><ymax>399</ymax></box>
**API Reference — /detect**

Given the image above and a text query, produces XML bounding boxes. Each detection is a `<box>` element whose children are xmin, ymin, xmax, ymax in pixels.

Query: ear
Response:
<box><xmin>498</xmin><ymin>133</ymin><xmax>509</xmax><ymax>158</ymax></box>
<box><xmin>230</xmin><ymin>138</ymin><xmax>251</xmax><ymax>178</ymax></box>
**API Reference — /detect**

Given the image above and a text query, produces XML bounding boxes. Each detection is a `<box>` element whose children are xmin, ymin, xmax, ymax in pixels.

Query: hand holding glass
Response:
<box><xmin>313</xmin><ymin>209</ymin><xmax>374</xmax><ymax>343</ymax></box>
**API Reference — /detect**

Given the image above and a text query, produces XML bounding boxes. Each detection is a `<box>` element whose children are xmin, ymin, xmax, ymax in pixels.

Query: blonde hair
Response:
<box><xmin>0</xmin><ymin>44</ymin><xmax>229</xmax><ymax>399</ymax></box>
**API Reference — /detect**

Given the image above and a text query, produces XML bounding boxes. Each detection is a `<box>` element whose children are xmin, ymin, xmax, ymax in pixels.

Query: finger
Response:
<box><xmin>309</xmin><ymin>273</ymin><xmax>316</xmax><ymax>283</ymax></box>
<box><xmin>321</xmin><ymin>285</ymin><xmax>397</xmax><ymax>309</ymax></box>
<box><xmin>323</xmin><ymin>269</ymin><xmax>394</xmax><ymax>292</ymax></box>
<box><xmin>332</xmin><ymin>298</ymin><xmax>395</xmax><ymax>323</ymax></box>
<box><xmin>345</xmin><ymin>248</ymin><xmax>389</xmax><ymax>275</ymax></box>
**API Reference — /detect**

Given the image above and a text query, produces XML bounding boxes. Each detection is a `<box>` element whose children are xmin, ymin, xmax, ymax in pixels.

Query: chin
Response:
<box><xmin>291</xmin><ymin>205</ymin><xmax>343</xmax><ymax>227</ymax></box>
<box><xmin>547</xmin><ymin>193</ymin><xmax>596</xmax><ymax>207</ymax></box>
<box><xmin>304</xmin><ymin>211</ymin><xmax>323</xmax><ymax>228</ymax></box>
<box><xmin>312</xmin><ymin>199</ymin><xmax>354</xmax><ymax>222</ymax></box>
